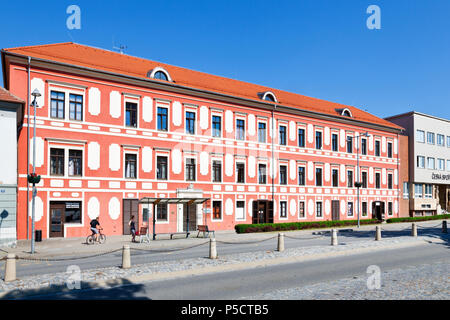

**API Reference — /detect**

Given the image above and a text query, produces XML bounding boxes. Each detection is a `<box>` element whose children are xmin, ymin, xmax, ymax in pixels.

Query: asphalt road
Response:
<box><xmin>23</xmin><ymin>241</ymin><xmax>449</xmax><ymax>300</ymax></box>
<box><xmin>1</xmin><ymin>227</ymin><xmax>421</xmax><ymax>279</ymax></box>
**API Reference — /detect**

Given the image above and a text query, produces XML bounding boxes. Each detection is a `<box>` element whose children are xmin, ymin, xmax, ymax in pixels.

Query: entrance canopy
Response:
<box><xmin>139</xmin><ymin>197</ymin><xmax>210</xmax><ymax>205</ymax></box>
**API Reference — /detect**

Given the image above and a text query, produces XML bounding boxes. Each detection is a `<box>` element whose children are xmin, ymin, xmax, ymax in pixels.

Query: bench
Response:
<box><xmin>137</xmin><ymin>227</ymin><xmax>150</xmax><ymax>243</ymax></box>
<box><xmin>153</xmin><ymin>232</ymin><xmax>190</xmax><ymax>240</ymax></box>
<box><xmin>197</xmin><ymin>225</ymin><xmax>215</xmax><ymax>238</ymax></box>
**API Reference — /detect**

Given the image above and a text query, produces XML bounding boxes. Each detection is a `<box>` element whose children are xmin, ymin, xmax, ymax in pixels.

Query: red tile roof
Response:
<box><xmin>0</xmin><ymin>86</ymin><xmax>24</xmax><ymax>104</ymax></box>
<box><xmin>2</xmin><ymin>42</ymin><xmax>401</xmax><ymax>130</ymax></box>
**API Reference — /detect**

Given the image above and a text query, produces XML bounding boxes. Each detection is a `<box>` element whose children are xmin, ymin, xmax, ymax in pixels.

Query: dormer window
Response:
<box><xmin>148</xmin><ymin>67</ymin><xmax>172</xmax><ymax>82</ymax></box>
<box><xmin>261</xmin><ymin>91</ymin><xmax>277</xmax><ymax>103</ymax></box>
<box><xmin>340</xmin><ymin>108</ymin><xmax>353</xmax><ymax>117</ymax></box>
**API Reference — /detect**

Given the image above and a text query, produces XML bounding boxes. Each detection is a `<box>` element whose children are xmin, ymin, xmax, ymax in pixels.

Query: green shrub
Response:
<box><xmin>386</xmin><ymin>214</ymin><xmax>450</xmax><ymax>224</ymax></box>
<box><xmin>234</xmin><ymin>219</ymin><xmax>380</xmax><ymax>234</ymax></box>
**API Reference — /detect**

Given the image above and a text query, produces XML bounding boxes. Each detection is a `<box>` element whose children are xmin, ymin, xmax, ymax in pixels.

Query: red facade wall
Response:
<box><xmin>9</xmin><ymin>62</ymin><xmax>402</xmax><ymax>239</ymax></box>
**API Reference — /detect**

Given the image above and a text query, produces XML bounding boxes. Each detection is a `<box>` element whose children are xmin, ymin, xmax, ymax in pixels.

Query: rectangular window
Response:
<box><xmin>332</xmin><ymin>169</ymin><xmax>339</xmax><ymax>187</ymax></box>
<box><xmin>236</xmin><ymin>201</ymin><xmax>245</xmax><ymax>220</ymax></box>
<box><xmin>157</xmin><ymin>107</ymin><xmax>168</xmax><ymax>131</ymax></box>
<box><xmin>212</xmin><ymin>201</ymin><xmax>222</xmax><ymax>220</ymax></box>
<box><xmin>185</xmin><ymin>158</ymin><xmax>196</xmax><ymax>181</ymax></box>
<box><xmin>64</xmin><ymin>201</ymin><xmax>82</xmax><ymax>224</ymax></box>
<box><xmin>212</xmin><ymin>115</ymin><xmax>222</xmax><ymax>137</ymax></box>
<box><xmin>157</xmin><ymin>156</ymin><xmax>168</xmax><ymax>180</ymax></box>
<box><xmin>387</xmin><ymin>142</ymin><xmax>393</xmax><ymax>158</ymax></box>
<box><xmin>125</xmin><ymin>102</ymin><xmax>137</xmax><ymax>127</ymax></box>
<box><xmin>316</xmin><ymin>168</ymin><xmax>322</xmax><ymax>187</ymax></box>
<box><xmin>298</xmin><ymin>167</ymin><xmax>305</xmax><ymax>186</ymax></box>
<box><xmin>69</xmin><ymin>94</ymin><xmax>83</xmax><ymax>121</ymax></box>
<box><xmin>186</xmin><ymin>111</ymin><xmax>196</xmax><ymax>135</ymax></box>
<box><xmin>347</xmin><ymin>202</ymin><xmax>354</xmax><ymax>217</ymax></box>
<box><xmin>437</xmin><ymin>134</ymin><xmax>445</xmax><ymax>146</ymax></box>
<box><xmin>347</xmin><ymin>170</ymin><xmax>353</xmax><ymax>188</ymax></box>
<box><xmin>447</xmin><ymin>160</ymin><xmax>450</xmax><ymax>172</ymax></box>
<box><xmin>258</xmin><ymin>122</ymin><xmax>266</xmax><ymax>143</ymax></box>
<box><xmin>375</xmin><ymin>172</ymin><xmax>381</xmax><ymax>189</ymax></box>
<box><xmin>50</xmin><ymin>148</ymin><xmax>65</xmax><ymax>176</ymax></box>
<box><xmin>362</xmin><ymin>202</ymin><xmax>368</xmax><ymax>217</ymax></box>
<box><xmin>424</xmin><ymin>184</ymin><xmax>433</xmax><ymax>199</ymax></box>
<box><xmin>298</xmin><ymin>129</ymin><xmax>305</xmax><ymax>148</ymax></box>
<box><xmin>50</xmin><ymin>91</ymin><xmax>65</xmax><ymax>119</ymax></box>
<box><xmin>236</xmin><ymin>162</ymin><xmax>245</xmax><ymax>183</ymax></box>
<box><xmin>258</xmin><ymin>164</ymin><xmax>267</xmax><ymax>184</ymax></box>
<box><xmin>347</xmin><ymin>137</ymin><xmax>353</xmax><ymax>153</ymax></box>
<box><xmin>361</xmin><ymin>138</ymin><xmax>367</xmax><ymax>155</ymax></box>
<box><xmin>279</xmin><ymin>126</ymin><xmax>287</xmax><ymax>145</ymax></box>
<box><xmin>388</xmin><ymin>173</ymin><xmax>393</xmax><ymax>189</ymax></box>
<box><xmin>68</xmin><ymin>150</ymin><xmax>82</xmax><ymax>177</ymax></box>
<box><xmin>280</xmin><ymin>201</ymin><xmax>287</xmax><ymax>218</ymax></box>
<box><xmin>212</xmin><ymin>160</ymin><xmax>222</xmax><ymax>182</ymax></box>
<box><xmin>236</xmin><ymin>119</ymin><xmax>245</xmax><ymax>140</ymax></box>
<box><xmin>447</xmin><ymin>136</ymin><xmax>450</xmax><ymax>148</ymax></box>
<box><xmin>316</xmin><ymin>202</ymin><xmax>322</xmax><ymax>218</ymax></box>
<box><xmin>438</xmin><ymin>158</ymin><xmax>445</xmax><ymax>171</ymax></box>
<box><xmin>403</xmin><ymin>182</ymin><xmax>409</xmax><ymax>199</ymax></box>
<box><xmin>375</xmin><ymin>140</ymin><xmax>380</xmax><ymax>156</ymax></box>
<box><xmin>416</xmin><ymin>130</ymin><xmax>425</xmax><ymax>143</ymax></box>
<box><xmin>388</xmin><ymin>202</ymin><xmax>393</xmax><ymax>216</ymax></box>
<box><xmin>279</xmin><ymin>165</ymin><xmax>287</xmax><ymax>185</ymax></box>
<box><xmin>299</xmin><ymin>201</ymin><xmax>305</xmax><ymax>219</ymax></box>
<box><xmin>156</xmin><ymin>203</ymin><xmax>168</xmax><ymax>221</ymax></box>
<box><xmin>427</xmin><ymin>157</ymin><xmax>435</xmax><ymax>170</ymax></box>
<box><xmin>415</xmin><ymin>184</ymin><xmax>423</xmax><ymax>198</ymax></box>
<box><xmin>124</xmin><ymin>153</ymin><xmax>137</xmax><ymax>179</ymax></box>
<box><xmin>362</xmin><ymin>172</ymin><xmax>368</xmax><ymax>188</ymax></box>
<box><xmin>417</xmin><ymin>156</ymin><xmax>425</xmax><ymax>168</ymax></box>
<box><xmin>427</xmin><ymin>132</ymin><xmax>435</xmax><ymax>145</ymax></box>
<box><xmin>332</xmin><ymin>134</ymin><xmax>338</xmax><ymax>152</ymax></box>
<box><xmin>316</xmin><ymin>131</ymin><xmax>322</xmax><ymax>150</ymax></box>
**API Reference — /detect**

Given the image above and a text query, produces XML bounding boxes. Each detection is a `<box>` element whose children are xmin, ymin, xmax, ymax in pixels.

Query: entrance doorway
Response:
<box><xmin>123</xmin><ymin>199</ymin><xmax>139</xmax><ymax>235</ymax></box>
<box><xmin>372</xmin><ymin>201</ymin><xmax>385</xmax><ymax>220</ymax></box>
<box><xmin>183</xmin><ymin>203</ymin><xmax>197</xmax><ymax>232</ymax></box>
<box><xmin>331</xmin><ymin>200</ymin><xmax>340</xmax><ymax>221</ymax></box>
<box><xmin>252</xmin><ymin>200</ymin><xmax>274</xmax><ymax>224</ymax></box>
<box><xmin>49</xmin><ymin>201</ymin><xmax>82</xmax><ymax>238</ymax></box>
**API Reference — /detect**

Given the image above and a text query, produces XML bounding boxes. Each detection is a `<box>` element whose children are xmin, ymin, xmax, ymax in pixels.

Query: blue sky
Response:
<box><xmin>1</xmin><ymin>0</ymin><xmax>449</xmax><ymax>120</ymax></box>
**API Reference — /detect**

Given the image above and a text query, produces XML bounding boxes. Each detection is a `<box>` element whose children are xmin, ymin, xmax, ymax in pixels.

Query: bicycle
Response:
<box><xmin>86</xmin><ymin>228</ymin><xmax>106</xmax><ymax>245</ymax></box>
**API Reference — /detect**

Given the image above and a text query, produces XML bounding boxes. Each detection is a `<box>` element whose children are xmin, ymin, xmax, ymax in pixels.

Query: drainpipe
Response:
<box><xmin>26</xmin><ymin>57</ymin><xmax>31</xmax><ymax>240</ymax></box>
<box><xmin>271</xmin><ymin>106</ymin><xmax>276</xmax><ymax>207</ymax></box>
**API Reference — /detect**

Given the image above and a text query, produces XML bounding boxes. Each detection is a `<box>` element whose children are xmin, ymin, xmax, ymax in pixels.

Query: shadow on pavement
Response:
<box><xmin>337</xmin><ymin>225</ymin><xmax>450</xmax><ymax>248</ymax></box>
<box><xmin>1</xmin><ymin>278</ymin><xmax>150</xmax><ymax>300</ymax></box>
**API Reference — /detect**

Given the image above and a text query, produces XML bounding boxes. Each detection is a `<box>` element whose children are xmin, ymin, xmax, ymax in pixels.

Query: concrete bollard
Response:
<box><xmin>4</xmin><ymin>254</ymin><xmax>16</xmax><ymax>282</ymax></box>
<box><xmin>277</xmin><ymin>233</ymin><xmax>285</xmax><ymax>252</ymax></box>
<box><xmin>209</xmin><ymin>238</ymin><xmax>217</xmax><ymax>259</ymax></box>
<box><xmin>331</xmin><ymin>229</ymin><xmax>338</xmax><ymax>246</ymax></box>
<box><xmin>121</xmin><ymin>245</ymin><xmax>131</xmax><ymax>269</ymax></box>
<box><xmin>375</xmin><ymin>226</ymin><xmax>382</xmax><ymax>241</ymax></box>
<box><xmin>411</xmin><ymin>223</ymin><xmax>417</xmax><ymax>237</ymax></box>
<box><xmin>442</xmin><ymin>221</ymin><xmax>448</xmax><ymax>234</ymax></box>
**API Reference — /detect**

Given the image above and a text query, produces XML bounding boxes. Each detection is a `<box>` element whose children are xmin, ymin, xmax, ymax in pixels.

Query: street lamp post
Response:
<box><xmin>30</xmin><ymin>89</ymin><xmax>41</xmax><ymax>254</ymax></box>
<box><xmin>348</xmin><ymin>132</ymin><xmax>370</xmax><ymax>228</ymax></box>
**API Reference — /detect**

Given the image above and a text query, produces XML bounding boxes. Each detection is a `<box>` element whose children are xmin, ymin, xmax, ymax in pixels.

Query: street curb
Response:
<box><xmin>1</xmin><ymin>236</ymin><xmax>442</xmax><ymax>299</ymax></box>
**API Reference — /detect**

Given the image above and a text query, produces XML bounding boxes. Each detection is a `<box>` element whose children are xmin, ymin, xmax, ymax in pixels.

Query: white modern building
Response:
<box><xmin>386</xmin><ymin>111</ymin><xmax>450</xmax><ymax>216</ymax></box>
<box><xmin>0</xmin><ymin>87</ymin><xmax>23</xmax><ymax>246</ymax></box>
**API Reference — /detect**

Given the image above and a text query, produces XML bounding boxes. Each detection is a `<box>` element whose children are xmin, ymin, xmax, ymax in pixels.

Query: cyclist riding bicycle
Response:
<box><xmin>90</xmin><ymin>216</ymin><xmax>102</xmax><ymax>242</ymax></box>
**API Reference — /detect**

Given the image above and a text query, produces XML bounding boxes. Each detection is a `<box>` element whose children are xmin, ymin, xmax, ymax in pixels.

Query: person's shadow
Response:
<box><xmin>0</xmin><ymin>209</ymin><xmax>9</xmax><ymax>239</ymax></box>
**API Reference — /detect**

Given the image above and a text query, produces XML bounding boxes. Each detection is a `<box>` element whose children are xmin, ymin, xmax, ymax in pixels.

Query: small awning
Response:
<box><xmin>139</xmin><ymin>197</ymin><xmax>210</xmax><ymax>205</ymax></box>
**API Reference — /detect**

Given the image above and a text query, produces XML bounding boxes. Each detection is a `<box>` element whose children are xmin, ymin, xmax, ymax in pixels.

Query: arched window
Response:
<box><xmin>340</xmin><ymin>108</ymin><xmax>353</xmax><ymax>117</ymax></box>
<box><xmin>154</xmin><ymin>71</ymin><xmax>168</xmax><ymax>81</ymax></box>
<box><xmin>148</xmin><ymin>67</ymin><xmax>172</xmax><ymax>82</ymax></box>
<box><xmin>261</xmin><ymin>91</ymin><xmax>277</xmax><ymax>103</ymax></box>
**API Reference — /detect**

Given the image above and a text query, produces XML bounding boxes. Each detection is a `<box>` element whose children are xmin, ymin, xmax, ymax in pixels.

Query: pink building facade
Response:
<box><xmin>1</xmin><ymin>43</ymin><xmax>404</xmax><ymax>239</ymax></box>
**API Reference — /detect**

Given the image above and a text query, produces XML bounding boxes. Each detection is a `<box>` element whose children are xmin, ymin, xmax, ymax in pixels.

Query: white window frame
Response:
<box><xmin>123</xmin><ymin>149</ymin><xmax>139</xmax><ymax>180</ymax></box>
<box><xmin>48</xmin><ymin>84</ymin><xmax>86</xmax><ymax>122</ymax></box>
<box><xmin>48</xmin><ymin>143</ymin><xmax>85</xmax><ymax>178</ymax></box>
<box><xmin>235</xmin><ymin>200</ymin><xmax>246</xmax><ymax>221</ymax></box>
<box><xmin>123</xmin><ymin>95</ymin><xmax>140</xmax><ymax>129</ymax></box>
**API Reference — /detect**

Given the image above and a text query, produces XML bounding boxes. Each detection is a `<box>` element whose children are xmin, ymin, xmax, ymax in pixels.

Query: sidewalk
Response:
<box><xmin>1</xmin><ymin>219</ymin><xmax>447</xmax><ymax>259</ymax></box>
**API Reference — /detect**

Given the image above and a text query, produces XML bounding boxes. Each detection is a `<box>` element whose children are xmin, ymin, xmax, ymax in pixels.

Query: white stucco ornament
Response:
<box><xmin>88</xmin><ymin>197</ymin><xmax>100</xmax><ymax>219</ymax></box>
<box><xmin>108</xmin><ymin>197</ymin><xmax>121</xmax><ymax>220</ymax></box>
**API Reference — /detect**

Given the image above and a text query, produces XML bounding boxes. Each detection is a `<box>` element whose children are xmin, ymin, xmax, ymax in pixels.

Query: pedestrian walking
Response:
<box><xmin>129</xmin><ymin>215</ymin><xmax>137</xmax><ymax>243</ymax></box>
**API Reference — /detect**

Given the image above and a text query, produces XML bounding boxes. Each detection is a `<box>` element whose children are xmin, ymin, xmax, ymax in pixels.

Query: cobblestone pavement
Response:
<box><xmin>0</xmin><ymin>235</ymin><xmax>445</xmax><ymax>296</ymax></box>
<box><xmin>240</xmin><ymin>259</ymin><xmax>450</xmax><ymax>300</ymax></box>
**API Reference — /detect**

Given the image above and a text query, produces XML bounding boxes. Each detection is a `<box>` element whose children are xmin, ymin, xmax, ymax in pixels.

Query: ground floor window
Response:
<box><xmin>388</xmin><ymin>202</ymin><xmax>393</xmax><ymax>216</ymax></box>
<box><xmin>236</xmin><ymin>201</ymin><xmax>245</xmax><ymax>220</ymax></box>
<box><xmin>316</xmin><ymin>201</ymin><xmax>322</xmax><ymax>218</ymax></box>
<box><xmin>347</xmin><ymin>202</ymin><xmax>354</xmax><ymax>217</ymax></box>
<box><xmin>156</xmin><ymin>203</ymin><xmax>168</xmax><ymax>221</ymax></box>
<box><xmin>299</xmin><ymin>201</ymin><xmax>305</xmax><ymax>218</ymax></box>
<box><xmin>213</xmin><ymin>201</ymin><xmax>222</xmax><ymax>220</ymax></box>
<box><xmin>280</xmin><ymin>201</ymin><xmax>287</xmax><ymax>218</ymax></box>
<box><xmin>362</xmin><ymin>202</ymin><xmax>368</xmax><ymax>217</ymax></box>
